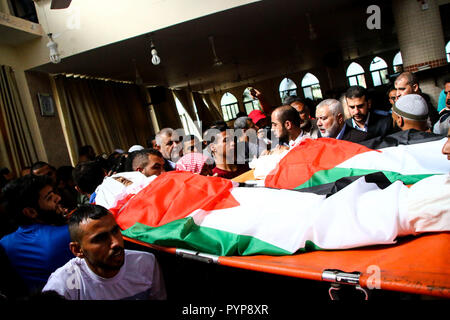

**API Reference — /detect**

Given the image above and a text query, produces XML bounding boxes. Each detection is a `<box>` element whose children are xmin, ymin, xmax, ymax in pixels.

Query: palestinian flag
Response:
<box><xmin>264</xmin><ymin>133</ymin><xmax>449</xmax><ymax>191</ymax></box>
<box><xmin>360</xmin><ymin>129</ymin><xmax>445</xmax><ymax>149</ymax></box>
<box><xmin>115</xmin><ymin>171</ymin><xmax>450</xmax><ymax>256</ymax></box>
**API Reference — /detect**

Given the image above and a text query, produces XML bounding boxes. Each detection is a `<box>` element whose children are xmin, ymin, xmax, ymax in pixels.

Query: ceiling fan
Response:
<box><xmin>208</xmin><ymin>35</ymin><xmax>223</xmax><ymax>67</ymax></box>
<box><xmin>50</xmin><ymin>0</ymin><xmax>72</xmax><ymax>9</ymax></box>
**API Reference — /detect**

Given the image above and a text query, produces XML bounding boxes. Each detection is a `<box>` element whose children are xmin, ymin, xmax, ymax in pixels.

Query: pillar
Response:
<box><xmin>393</xmin><ymin>0</ymin><xmax>448</xmax><ymax>106</ymax></box>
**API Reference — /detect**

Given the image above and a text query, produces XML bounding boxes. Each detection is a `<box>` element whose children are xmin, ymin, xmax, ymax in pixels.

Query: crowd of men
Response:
<box><xmin>0</xmin><ymin>71</ymin><xmax>449</xmax><ymax>300</ymax></box>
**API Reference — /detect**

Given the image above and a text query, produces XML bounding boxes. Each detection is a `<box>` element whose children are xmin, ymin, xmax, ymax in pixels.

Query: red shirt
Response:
<box><xmin>212</xmin><ymin>164</ymin><xmax>249</xmax><ymax>179</ymax></box>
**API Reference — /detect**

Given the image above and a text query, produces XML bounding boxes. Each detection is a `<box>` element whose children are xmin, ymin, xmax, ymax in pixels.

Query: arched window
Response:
<box><xmin>173</xmin><ymin>95</ymin><xmax>201</xmax><ymax>138</ymax></box>
<box><xmin>346</xmin><ymin>62</ymin><xmax>366</xmax><ymax>88</ymax></box>
<box><xmin>279</xmin><ymin>77</ymin><xmax>297</xmax><ymax>102</ymax></box>
<box><xmin>220</xmin><ymin>92</ymin><xmax>239</xmax><ymax>122</ymax></box>
<box><xmin>301</xmin><ymin>73</ymin><xmax>323</xmax><ymax>100</ymax></box>
<box><xmin>369</xmin><ymin>56</ymin><xmax>389</xmax><ymax>87</ymax></box>
<box><xmin>393</xmin><ymin>51</ymin><xmax>403</xmax><ymax>73</ymax></box>
<box><xmin>446</xmin><ymin>41</ymin><xmax>450</xmax><ymax>63</ymax></box>
<box><xmin>242</xmin><ymin>88</ymin><xmax>261</xmax><ymax>115</ymax></box>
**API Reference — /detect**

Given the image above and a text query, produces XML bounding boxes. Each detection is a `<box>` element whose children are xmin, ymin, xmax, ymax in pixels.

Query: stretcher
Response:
<box><xmin>235</xmin><ymin>169</ymin><xmax>450</xmax><ymax>298</ymax></box>
<box><xmin>124</xmin><ymin>232</ymin><xmax>449</xmax><ymax>299</ymax></box>
<box><xmin>122</xmin><ymin>169</ymin><xmax>449</xmax><ymax>299</ymax></box>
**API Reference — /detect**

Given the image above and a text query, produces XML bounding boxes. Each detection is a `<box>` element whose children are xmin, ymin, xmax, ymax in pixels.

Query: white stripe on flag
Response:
<box><xmin>190</xmin><ymin>178</ymin><xmax>409</xmax><ymax>253</ymax></box>
<box><xmin>337</xmin><ymin>138</ymin><xmax>449</xmax><ymax>174</ymax></box>
<box><xmin>191</xmin><ymin>188</ymin><xmax>325</xmax><ymax>253</ymax></box>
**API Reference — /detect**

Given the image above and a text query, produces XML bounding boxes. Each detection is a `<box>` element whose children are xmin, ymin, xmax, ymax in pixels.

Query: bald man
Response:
<box><xmin>394</xmin><ymin>72</ymin><xmax>439</xmax><ymax>125</ymax></box>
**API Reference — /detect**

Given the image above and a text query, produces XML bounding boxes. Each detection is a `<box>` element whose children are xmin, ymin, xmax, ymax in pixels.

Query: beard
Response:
<box><xmin>352</xmin><ymin>113</ymin><xmax>367</xmax><ymax>124</ymax></box>
<box><xmin>273</xmin><ymin>126</ymin><xmax>289</xmax><ymax>145</ymax></box>
<box><xmin>36</xmin><ymin>206</ymin><xmax>69</xmax><ymax>226</ymax></box>
<box><xmin>170</xmin><ymin>145</ymin><xmax>183</xmax><ymax>162</ymax></box>
<box><xmin>320</xmin><ymin>121</ymin><xmax>341</xmax><ymax>138</ymax></box>
<box><xmin>85</xmin><ymin>246</ymin><xmax>125</xmax><ymax>272</ymax></box>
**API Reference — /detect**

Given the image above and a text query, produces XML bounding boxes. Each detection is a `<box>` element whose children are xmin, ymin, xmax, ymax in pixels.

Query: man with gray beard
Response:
<box><xmin>315</xmin><ymin>99</ymin><xmax>368</xmax><ymax>142</ymax></box>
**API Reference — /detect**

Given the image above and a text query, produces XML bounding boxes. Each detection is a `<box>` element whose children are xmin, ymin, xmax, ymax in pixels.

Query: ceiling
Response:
<box><xmin>0</xmin><ymin>23</ymin><xmax>42</xmax><ymax>46</ymax></box>
<box><xmin>0</xmin><ymin>10</ymin><xmax>44</xmax><ymax>46</ymax></box>
<box><xmin>31</xmin><ymin>0</ymin><xmax>398</xmax><ymax>92</ymax></box>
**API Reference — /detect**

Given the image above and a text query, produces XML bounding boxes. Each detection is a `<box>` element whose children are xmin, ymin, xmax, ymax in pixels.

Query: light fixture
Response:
<box><xmin>150</xmin><ymin>40</ymin><xmax>161</xmax><ymax>65</ymax></box>
<box><xmin>305</xmin><ymin>13</ymin><xmax>317</xmax><ymax>40</ymax></box>
<box><xmin>46</xmin><ymin>33</ymin><xmax>61</xmax><ymax>64</ymax></box>
<box><xmin>208</xmin><ymin>35</ymin><xmax>223</xmax><ymax>67</ymax></box>
<box><xmin>309</xmin><ymin>24</ymin><xmax>317</xmax><ymax>40</ymax></box>
<box><xmin>133</xmin><ymin>59</ymin><xmax>143</xmax><ymax>85</ymax></box>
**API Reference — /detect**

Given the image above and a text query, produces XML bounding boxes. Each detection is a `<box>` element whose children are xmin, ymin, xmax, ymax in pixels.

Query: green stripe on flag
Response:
<box><xmin>122</xmin><ymin>218</ymin><xmax>299</xmax><ymax>256</ymax></box>
<box><xmin>294</xmin><ymin>168</ymin><xmax>435</xmax><ymax>190</ymax></box>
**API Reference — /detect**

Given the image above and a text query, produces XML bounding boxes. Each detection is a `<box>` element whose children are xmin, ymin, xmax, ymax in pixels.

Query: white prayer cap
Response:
<box><xmin>393</xmin><ymin>94</ymin><xmax>428</xmax><ymax>121</ymax></box>
<box><xmin>128</xmin><ymin>145</ymin><xmax>144</xmax><ymax>153</ymax></box>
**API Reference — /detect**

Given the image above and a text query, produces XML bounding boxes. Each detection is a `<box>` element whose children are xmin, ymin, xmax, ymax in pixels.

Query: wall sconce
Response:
<box><xmin>417</xmin><ymin>0</ymin><xmax>429</xmax><ymax>10</ymax></box>
<box><xmin>46</xmin><ymin>33</ymin><xmax>61</xmax><ymax>64</ymax></box>
<box><xmin>150</xmin><ymin>40</ymin><xmax>161</xmax><ymax>65</ymax></box>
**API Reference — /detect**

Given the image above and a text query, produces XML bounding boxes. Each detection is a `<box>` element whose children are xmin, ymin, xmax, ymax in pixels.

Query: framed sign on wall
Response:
<box><xmin>38</xmin><ymin>93</ymin><xmax>55</xmax><ymax>117</ymax></box>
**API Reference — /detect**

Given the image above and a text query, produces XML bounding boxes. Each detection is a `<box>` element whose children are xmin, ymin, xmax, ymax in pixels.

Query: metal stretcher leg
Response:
<box><xmin>323</xmin><ymin>269</ymin><xmax>370</xmax><ymax>300</ymax></box>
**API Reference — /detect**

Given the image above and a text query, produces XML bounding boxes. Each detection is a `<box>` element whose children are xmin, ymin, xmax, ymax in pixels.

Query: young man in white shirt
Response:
<box><xmin>42</xmin><ymin>204</ymin><xmax>166</xmax><ymax>300</ymax></box>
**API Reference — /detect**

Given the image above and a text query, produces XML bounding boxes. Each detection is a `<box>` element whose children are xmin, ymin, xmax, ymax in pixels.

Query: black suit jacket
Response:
<box><xmin>164</xmin><ymin>158</ymin><xmax>175</xmax><ymax>172</ymax></box>
<box><xmin>317</xmin><ymin>123</ymin><xmax>368</xmax><ymax>143</ymax></box>
<box><xmin>345</xmin><ymin>112</ymin><xmax>396</xmax><ymax>141</ymax></box>
<box><xmin>340</xmin><ymin>124</ymin><xmax>369</xmax><ymax>143</ymax></box>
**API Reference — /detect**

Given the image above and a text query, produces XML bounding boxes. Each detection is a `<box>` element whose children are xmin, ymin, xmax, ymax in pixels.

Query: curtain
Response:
<box><xmin>202</xmin><ymin>92</ymin><xmax>223</xmax><ymax>121</ymax></box>
<box><xmin>53</xmin><ymin>75</ymin><xmax>154</xmax><ymax>161</ymax></box>
<box><xmin>172</xmin><ymin>89</ymin><xmax>198</xmax><ymax>123</ymax></box>
<box><xmin>192</xmin><ymin>91</ymin><xmax>221</xmax><ymax>130</ymax></box>
<box><xmin>0</xmin><ymin>65</ymin><xmax>37</xmax><ymax>175</ymax></box>
<box><xmin>150</xmin><ymin>87</ymin><xmax>182</xmax><ymax>130</ymax></box>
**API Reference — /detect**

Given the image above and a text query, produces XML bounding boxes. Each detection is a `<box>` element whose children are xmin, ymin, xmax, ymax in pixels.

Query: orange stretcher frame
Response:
<box><xmin>123</xmin><ymin>170</ymin><xmax>450</xmax><ymax>299</ymax></box>
<box><xmin>124</xmin><ymin>232</ymin><xmax>450</xmax><ymax>298</ymax></box>
<box><xmin>232</xmin><ymin>170</ymin><xmax>450</xmax><ymax>298</ymax></box>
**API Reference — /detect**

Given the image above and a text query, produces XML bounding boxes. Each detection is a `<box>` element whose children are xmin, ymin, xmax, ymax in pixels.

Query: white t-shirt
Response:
<box><xmin>42</xmin><ymin>250</ymin><xmax>166</xmax><ymax>300</ymax></box>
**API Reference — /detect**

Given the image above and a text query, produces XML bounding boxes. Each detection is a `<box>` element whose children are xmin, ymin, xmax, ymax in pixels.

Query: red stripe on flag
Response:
<box><xmin>115</xmin><ymin>171</ymin><xmax>239</xmax><ymax>230</ymax></box>
<box><xmin>265</xmin><ymin>138</ymin><xmax>375</xmax><ymax>189</ymax></box>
